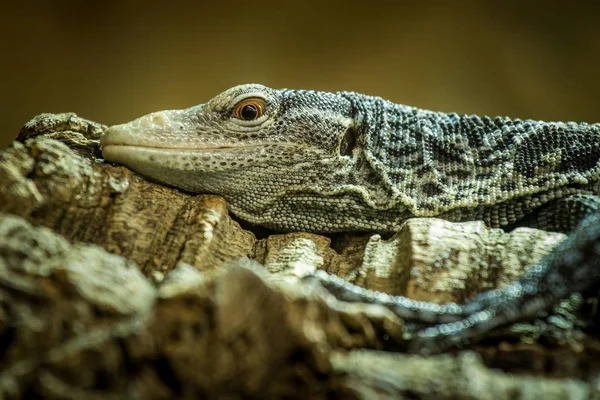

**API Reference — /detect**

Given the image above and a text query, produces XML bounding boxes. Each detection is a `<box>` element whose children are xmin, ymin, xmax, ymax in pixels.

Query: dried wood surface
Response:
<box><xmin>0</xmin><ymin>113</ymin><xmax>599</xmax><ymax>399</ymax></box>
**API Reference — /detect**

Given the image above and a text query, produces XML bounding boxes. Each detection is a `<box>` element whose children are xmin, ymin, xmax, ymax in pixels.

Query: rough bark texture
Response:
<box><xmin>0</xmin><ymin>113</ymin><xmax>599</xmax><ymax>399</ymax></box>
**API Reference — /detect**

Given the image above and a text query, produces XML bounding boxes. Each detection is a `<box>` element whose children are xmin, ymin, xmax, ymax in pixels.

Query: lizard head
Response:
<box><xmin>101</xmin><ymin>83</ymin><xmax>358</xmax><ymax>194</ymax></box>
<box><xmin>99</xmin><ymin>84</ymin><xmax>392</xmax><ymax>232</ymax></box>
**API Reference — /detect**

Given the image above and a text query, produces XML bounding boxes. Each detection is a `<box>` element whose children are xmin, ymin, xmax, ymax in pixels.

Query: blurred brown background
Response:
<box><xmin>2</xmin><ymin>1</ymin><xmax>599</xmax><ymax>149</ymax></box>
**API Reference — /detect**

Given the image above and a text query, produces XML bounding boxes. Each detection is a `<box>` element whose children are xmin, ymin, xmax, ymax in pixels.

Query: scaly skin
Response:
<box><xmin>101</xmin><ymin>84</ymin><xmax>600</xmax><ymax>353</ymax></box>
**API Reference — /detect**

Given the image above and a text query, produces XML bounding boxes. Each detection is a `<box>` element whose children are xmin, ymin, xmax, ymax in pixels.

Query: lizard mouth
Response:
<box><xmin>101</xmin><ymin>143</ymin><xmax>250</xmax><ymax>151</ymax></box>
<box><xmin>100</xmin><ymin>126</ymin><xmax>261</xmax><ymax>153</ymax></box>
<box><xmin>101</xmin><ymin>143</ymin><xmax>263</xmax><ymax>167</ymax></box>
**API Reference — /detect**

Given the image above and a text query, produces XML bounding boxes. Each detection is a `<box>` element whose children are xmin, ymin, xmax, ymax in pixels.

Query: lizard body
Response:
<box><xmin>101</xmin><ymin>84</ymin><xmax>600</xmax><ymax>353</ymax></box>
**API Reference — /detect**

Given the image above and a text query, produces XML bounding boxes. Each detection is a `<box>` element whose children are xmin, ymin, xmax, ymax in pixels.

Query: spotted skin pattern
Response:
<box><xmin>101</xmin><ymin>84</ymin><xmax>600</xmax><ymax>353</ymax></box>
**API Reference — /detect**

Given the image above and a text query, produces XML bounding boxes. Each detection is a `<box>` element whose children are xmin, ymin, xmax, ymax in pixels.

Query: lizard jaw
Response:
<box><xmin>101</xmin><ymin>142</ymin><xmax>266</xmax><ymax>173</ymax></box>
<box><xmin>101</xmin><ymin>143</ymin><xmax>266</xmax><ymax>194</ymax></box>
<box><xmin>100</xmin><ymin>114</ymin><xmax>258</xmax><ymax>170</ymax></box>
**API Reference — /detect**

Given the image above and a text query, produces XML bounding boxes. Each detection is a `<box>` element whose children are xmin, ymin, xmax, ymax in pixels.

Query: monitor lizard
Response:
<box><xmin>101</xmin><ymin>83</ymin><xmax>600</xmax><ymax>353</ymax></box>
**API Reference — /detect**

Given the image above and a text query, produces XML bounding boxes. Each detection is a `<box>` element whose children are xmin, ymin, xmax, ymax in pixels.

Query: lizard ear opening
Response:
<box><xmin>339</xmin><ymin>127</ymin><xmax>358</xmax><ymax>156</ymax></box>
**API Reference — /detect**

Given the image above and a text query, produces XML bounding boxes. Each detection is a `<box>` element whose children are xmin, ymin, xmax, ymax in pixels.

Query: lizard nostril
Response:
<box><xmin>149</xmin><ymin>113</ymin><xmax>166</xmax><ymax>127</ymax></box>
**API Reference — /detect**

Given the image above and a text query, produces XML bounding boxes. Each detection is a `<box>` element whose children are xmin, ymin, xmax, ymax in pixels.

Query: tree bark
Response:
<box><xmin>0</xmin><ymin>113</ymin><xmax>598</xmax><ymax>399</ymax></box>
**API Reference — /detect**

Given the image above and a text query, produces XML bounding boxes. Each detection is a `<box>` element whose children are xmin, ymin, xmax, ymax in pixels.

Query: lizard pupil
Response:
<box><xmin>241</xmin><ymin>104</ymin><xmax>258</xmax><ymax>120</ymax></box>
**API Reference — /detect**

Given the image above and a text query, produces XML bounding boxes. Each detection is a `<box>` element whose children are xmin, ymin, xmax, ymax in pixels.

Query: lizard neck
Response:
<box><xmin>342</xmin><ymin>91</ymin><xmax>600</xmax><ymax>217</ymax></box>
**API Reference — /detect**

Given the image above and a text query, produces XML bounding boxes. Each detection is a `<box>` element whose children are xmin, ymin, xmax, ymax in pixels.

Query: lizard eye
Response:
<box><xmin>233</xmin><ymin>98</ymin><xmax>266</xmax><ymax>121</ymax></box>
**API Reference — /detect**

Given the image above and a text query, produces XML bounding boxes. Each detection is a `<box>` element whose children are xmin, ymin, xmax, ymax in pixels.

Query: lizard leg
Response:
<box><xmin>409</xmin><ymin>208</ymin><xmax>600</xmax><ymax>354</ymax></box>
<box><xmin>444</xmin><ymin>193</ymin><xmax>600</xmax><ymax>315</ymax></box>
<box><xmin>303</xmin><ymin>271</ymin><xmax>467</xmax><ymax>323</ymax></box>
<box><xmin>305</xmin><ymin>194</ymin><xmax>600</xmax><ymax>324</ymax></box>
<box><xmin>305</xmin><ymin>194</ymin><xmax>600</xmax><ymax>352</ymax></box>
